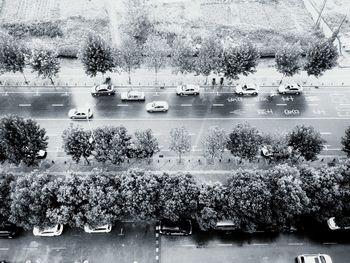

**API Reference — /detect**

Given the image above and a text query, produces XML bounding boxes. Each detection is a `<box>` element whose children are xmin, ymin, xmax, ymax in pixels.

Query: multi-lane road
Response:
<box><xmin>0</xmin><ymin>85</ymin><xmax>349</xmax><ymax>157</ymax></box>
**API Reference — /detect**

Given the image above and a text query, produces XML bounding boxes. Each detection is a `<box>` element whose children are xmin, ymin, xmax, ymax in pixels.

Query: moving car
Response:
<box><xmin>84</xmin><ymin>224</ymin><xmax>112</xmax><ymax>233</ymax></box>
<box><xmin>159</xmin><ymin>219</ymin><xmax>192</xmax><ymax>236</ymax></box>
<box><xmin>296</xmin><ymin>254</ymin><xmax>332</xmax><ymax>263</ymax></box>
<box><xmin>235</xmin><ymin>84</ymin><xmax>259</xmax><ymax>95</ymax></box>
<box><xmin>327</xmin><ymin>217</ymin><xmax>350</xmax><ymax>230</ymax></box>
<box><xmin>176</xmin><ymin>84</ymin><xmax>200</xmax><ymax>96</ymax></box>
<box><xmin>278</xmin><ymin>84</ymin><xmax>303</xmax><ymax>95</ymax></box>
<box><xmin>33</xmin><ymin>224</ymin><xmax>63</xmax><ymax>237</ymax></box>
<box><xmin>121</xmin><ymin>90</ymin><xmax>145</xmax><ymax>101</ymax></box>
<box><xmin>68</xmin><ymin>107</ymin><xmax>93</xmax><ymax>119</ymax></box>
<box><xmin>146</xmin><ymin>101</ymin><xmax>169</xmax><ymax>112</ymax></box>
<box><xmin>91</xmin><ymin>84</ymin><xmax>115</xmax><ymax>96</ymax></box>
<box><xmin>0</xmin><ymin>224</ymin><xmax>20</xmax><ymax>239</ymax></box>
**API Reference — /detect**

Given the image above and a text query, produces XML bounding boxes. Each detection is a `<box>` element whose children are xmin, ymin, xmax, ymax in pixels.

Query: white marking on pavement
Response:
<box><xmin>117</xmin><ymin>104</ymin><xmax>129</xmax><ymax>107</ymax></box>
<box><xmin>321</xmin><ymin>132</ymin><xmax>332</xmax><ymax>135</ymax></box>
<box><xmin>249</xmin><ymin>243</ymin><xmax>269</xmax><ymax>246</ymax></box>
<box><xmin>212</xmin><ymin>103</ymin><xmax>224</xmax><ymax>107</ymax></box>
<box><xmin>324</xmin><ymin>148</ymin><xmax>341</xmax><ymax>151</ymax></box>
<box><xmin>0</xmin><ymin>248</ymin><xmax>9</xmax><ymax>251</ymax></box>
<box><xmin>52</xmin><ymin>104</ymin><xmax>64</xmax><ymax>107</ymax></box>
<box><xmin>323</xmin><ymin>242</ymin><xmax>337</xmax><ymax>245</ymax></box>
<box><xmin>181</xmin><ymin>104</ymin><xmax>192</xmax><ymax>107</ymax></box>
<box><xmin>51</xmin><ymin>247</ymin><xmax>66</xmax><ymax>250</ymax></box>
<box><xmin>18</xmin><ymin>103</ymin><xmax>31</xmax><ymax>107</ymax></box>
<box><xmin>217</xmin><ymin>244</ymin><xmax>233</xmax><ymax>247</ymax></box>
<box><xmin>181</xmin><ymin>244</ymin><xmax>196</xmax><ymax>247</ymax></box>
<box><xmin>189</xmin><ymin>133</ymin><xmax>196</xmax><ymax>136</ymax></box>
<box><xmin>288</xmin><ymin>243</ymin><xmax>303</xmax><ymax>246</ymax></box>
<box><xmin>276</xmin><ymin>103</ymin><xmax>287</xmax><ymax>106</ymax></box>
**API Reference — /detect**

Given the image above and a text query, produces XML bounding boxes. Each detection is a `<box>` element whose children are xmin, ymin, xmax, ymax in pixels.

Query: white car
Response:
<box><xmin>84</xmin><ymin>224</ymin><xmax>112</xmax><ymax>233</ymax></box>
<box><xmin>176</xmin><ymin>84</ymin><xmax>200</xmax><ymax>96</ymax></box>
<box><xmin>121</xmin><ymin>90</ymin><xmax>145</xmax><ymax>101</ymax></box>
<box><xmin>146</xmin><ymin>101</ymin><xmax>169</xmax><ymax>112</ymax></box>
<box><xmin>235</xmin><ymin>84</ymin><xmax>259</xmax><ymax>95</ymax></box>
<box><xmin>327</xmin><ymin>217</ymin><xmax>350</xmax><ymax>230</ymax></box>
<box><xmin>91</xmin><ymin>84</ymin><xmax>115</xmax><ymax>96</ymax></box>
<box><xmin>33</xmin><ymin>224</ymin><xmax>63</xmax><ymax>237</ymax></box>
<box><xmin>278</xmin><ymin>84</ymin><xmax>303</xmax><ymax>94</ymax></box>
<box><xmin>68</xmin><ymin>107</ymin><xmax>93</xmax><ymax>119</ymax></box>
<box><xmin>296</xmin><ymin>254</ymin><xmax>332</xmax><ymax>263</ymax></box>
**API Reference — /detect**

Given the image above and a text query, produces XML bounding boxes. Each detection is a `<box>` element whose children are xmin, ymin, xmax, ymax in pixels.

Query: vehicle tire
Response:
<box><xmin>239</xmin><ymin>92</ymin><xmax>243</xmax><ymax>95</ymax></box>
<box><xmin>180</xmin><ymin>93</ymin><xmax>184</xmax><ymax>96</ymax></box>
<box><xmin>296</xmin><ymin>92</ymin><xmax>299</xmax><ymax>95</ymax></box>
<box><xmin>283</xmin><ymin>92</ymin><xmax>286</xmax><ymax>95</ymax></box>
<box><xmin>108</xmin><ymin>92</ymin><xmax>111</xmax><ymax>95</ymax></box>
<box><xmin>253</xmin><ymin>92</ymin><xmax>257</xmax><ymax>95</ymax></box>
<box><xmin>194</xmin><ymin>92</ymin><xmax>199</xmax><ymax>96</ymax></box>
<box><xmin>71</xmin><ymin>116</ymin><xmax>75</xmax><ymax>120</ymax></box>
<box><xmin>163</xmin><ymin>109</ymin><xmax>167</xmax><ymax>112</ymax></box>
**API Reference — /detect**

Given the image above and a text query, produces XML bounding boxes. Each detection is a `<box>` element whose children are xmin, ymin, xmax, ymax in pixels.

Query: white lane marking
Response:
<box><xmin>320</xmin><ymin>132</ymin><xmax>332</xmax><ymax>135</ymax></box>
<box><xmin>288</xmin><ymin>243</ymin><xmax>303</xmax><ymax>246</ymax></box>
<box><xmin>33</xmin><ymin>117</ymin><xmax>350</xmax><ymax>121</ymax></box>
<box><xmin>212</xmin><ymin>103</ymin><xmax>224</xmax><ymax>107</ymax></box>
<box><xmin>117</xmin><ymin>104</ymin><xmax>129</xmax><ymax>107</ymax></box>
<box><xmin>181</xmin><ymin>104</ymin><xmax>192</xmax><ymax>107</ymax></box>
<box><xmin>51</xmin><ymin>247</ymin><xmax>66</xmax><ymax>250</ymax></box>
<box><xmin>323</xmin><ymin>242</ymin><xmax>337</xmax><ymax>245</ymax></box>
<box><xmin>52</xmin><ymin>104</ymin><xmax>64</xmax><ymax>107</ymax></box>
<box><xmin>324</xmin><ymin>148</ymin><xmax>341</xmax><ymax>151</ymax></box>
<box><xmin>276</xmin><ymin>103</ymin><xmax>287</xmax><ymax>106</ymax></box>
<box><xmin>0</xmin><ymin>248</ymin><xmax>9</xmax><ymax>251</ymax></box>
<box><xmin>189</xmin><ymin>133</ymin><xmax>196</xmax><ymax>136</ymax></box>
<box><xmin>181</xmin><ymin>244</ymin><xmax>196</xmax><ymax>247</ymax></box>
<box><xmin>217</xmin><ymin>244</ymin><xmax>233</xmax><ymax>247</ymax></box>
<box><xmin>249</xmin><ymin>243</ymin><xmax>269</xmax><ymax>246</ymax></box>
<box><xmin>18</xmin><ymin>104</ymin><xmax>31</xmax><ymax>107</ymax></box>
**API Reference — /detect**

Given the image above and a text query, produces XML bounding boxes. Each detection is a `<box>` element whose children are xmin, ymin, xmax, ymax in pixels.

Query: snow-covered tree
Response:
<box><xmin>341</xmin><ymin>126</ymin><xmax>350</xmax><ymax>157</ymax></box>
<box><xmin>0</xmin><ymin>115</ymin><xmax>48</xmax><ymax>166</ymax></box>
<box><xmin>131</xmin><ymin>129</ymin><xmax>159</xmax><ymax>159</ymax></box>
<box><xmin>222</xmin><ymin>42</ymin><xmax>260</xmax><ymax>80</ymax></box>
<box><xmin>79</xmin><ymin>33</ymin><xmax>115</xmax><ymax>78</ymax></box>
<box><xmin>62</xmin><ymin>125</ymin><xmax>93</xmax><ymax>164</ymax></box>
<box><xmin>171</xmin><ymin>36</ymin><xmax>196</xmax><ymax>74</ymax></box>
<box><xmin>202</xmin><ymin>126</ymin><xmax>227</xmax><ymax>162</ymax></box>
<box><xmin>143</xmin><ymin>35</ymin><xmax>170</xmax><ymax>84</ymax></box>
<box><xmin>304</xmin><ymin>39</ymin><xmax>339</xmax><ymax>77</ymax></box>
<box><xmin>0</xmin><ymin>36</ymin><xmax>28</xmax><ymax>83</ymax></box>
<box><xmin>169</xmin><ymin>126</ymin><xmax>191</xmax><ymax>162</ymax></box>
<box><xmin>275</xmin><ymin>42</ymin><xmax>303</xmax><ymax>80</ymax></box>
<box><xmin>29</xmin><ymin>48</ymin><xmax>60</xmax><ymax>84</ymax></box>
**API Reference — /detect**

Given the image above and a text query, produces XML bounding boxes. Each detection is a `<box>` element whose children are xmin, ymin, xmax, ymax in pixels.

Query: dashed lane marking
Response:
<box><xmin>52</xmin><ymin>104</ymin><xmax>64</xmax><ymax>107</ymax></box>
<box><xmin>217</xmin><ymin>244</ymin><xmax>233</xmax><ymax>247</ymax></box>
<box><xmin>212</xmin><ymin>103</ymin><xmax>224</xmax><ymax>107</ymax></box>
<box><xmin>249</xmin><ymin>243</ymin><xmax>269</xmax><ymax>246</ymax></box>
<box><xmin>321</xmin><ymin>132</ymin><xmax>332</xmax><ymax>135</ymax></box>
<box><xmin>323</xmin><ymin>242</ymin><xmax>337</xmax><ymax>245</ymax></box>
<box><xmin>181</xmin><ymin>244</ymin><xmax>196</xmax><ymax>247</ymax></box>
<box><xmin>288</xmin><ymin>243</ymin><xmax>303</xmax><ymax>246</ymax></box>
<box><xmin>117</xmin><ymin>104</ymin><xmax>129</xmax><ymax>107</ymax></box>
<box><xmin>0</xmin><ymin>248</ymin><xmax>9</xmax><ymax>251</ymax></box>
<box><xmin>276</xmin><ymin>103</ymin><xmax>287</xmax><ymax>106</ymax></box>
<box><xmin>181</xmin><ymin>104</ymin><xmax>192</xmax><ymax>107</ymax></box>
<box><xmin>18</xmin><ymin>104</ymin><xmax>31</xmax><ymax>107</ymax></box>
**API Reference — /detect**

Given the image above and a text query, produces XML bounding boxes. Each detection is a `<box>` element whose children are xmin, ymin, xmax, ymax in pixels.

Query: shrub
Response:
<box><xmin>1</xmin><ymin>21</ymin><xmax>63</xmax><ymax>38</ymax></box>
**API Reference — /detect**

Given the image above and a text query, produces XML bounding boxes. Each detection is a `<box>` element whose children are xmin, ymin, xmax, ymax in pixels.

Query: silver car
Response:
<box><xmin>68</xmin><ymin>107</ymin><xmax>93</xmax><ymax>119</ymax></box>
<box><xmin>91</xmin><ymin>84</ymin><xmax>115</xmax><ymax>96</ymax></box>
<box><xmin>176</xmin><ymin>84</ymin><xmax>200</xmax><ymax>96</ymax></box>
<box><xmin>146</xmin><ymin>101</ymin><xmax>169</xmax><ymax>112</ymax></box>
<box><xmin>121</xmin><ymin>90</ymin><xmax>145</xmax><ymax>101</ymax></box>
<box><xmin>296</xmin><ymin>254</ymin><xmax>332</xmax><ymax>263</ymax></box>
<box><xmin>278</xmin><ymin>84</ymin><xmax>303</xmax><ymax>95</ymax></box>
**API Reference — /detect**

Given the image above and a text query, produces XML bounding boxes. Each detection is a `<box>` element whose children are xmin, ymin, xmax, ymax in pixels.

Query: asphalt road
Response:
<box><xmin>0</xmin><ymin>85</ymin><xmax>349</xmax><ymax>157</ymax></box>
<box><xmin>0</xmin><ymin>222</ymin><xmax>156</xmax><ymax>263</ymax></box>
<box><xmin>161</xmin><ymin>228</ymin><xmax>350</xmax><ymax>263</ymax></box>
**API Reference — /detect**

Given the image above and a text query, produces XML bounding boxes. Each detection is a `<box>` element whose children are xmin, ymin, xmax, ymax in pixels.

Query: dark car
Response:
<box><xmin>0</xmin><ymin>224</ymin><xmax>19</xmax><ymax>238</ymax></box>
<box><xmin>91</xmin><ymin>84</ymin><xmax>116</xmax><ymax>96</ymax></box>
<box><xmin>159</xmin><ymin>219</ymin><xmax>192</xmax><ymax>236</ymax></box>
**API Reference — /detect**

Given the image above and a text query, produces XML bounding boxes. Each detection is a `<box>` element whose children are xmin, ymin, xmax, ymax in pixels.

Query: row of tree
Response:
<box><xmin>1</xmin><ymin>163</ymin><xmax>349</xmax><ymax>232</ymax></box>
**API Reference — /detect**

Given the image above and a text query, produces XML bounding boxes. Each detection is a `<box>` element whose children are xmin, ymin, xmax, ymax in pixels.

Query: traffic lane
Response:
<box><xmin>161</xmin><ymin>231</ymin><xmax>350</xmax><ymax>263</ymax></box>
<box><xmin>0</xmin><ymin>222</ymin><xmax>156</xmax><ymax>263</ymax></box>
<box><xmin>39</xmin><ymin>118</ymin><xmax>347</xmax><ymax>155</ymax></box>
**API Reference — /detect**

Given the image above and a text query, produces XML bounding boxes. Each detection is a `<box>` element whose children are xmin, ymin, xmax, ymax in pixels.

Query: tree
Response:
<box><xmin>202</xmin><ymin>126</ymin><xmax>227</xmax><ymax>162</ymax></box>
<box><xmin>268</xmin><ymin>165</ymin><xmax>309</xmax><ymax>229</ymax></box>
<box><xmin>10</xmin><ymin>173</ymin><xmax>58</xmax><ymax>230</ymax></box>
<box><xmin>119</xmin><ymin>36</ymin><xmax>143</xmax><ymax>84</ymax></box>
<box><xmin>262</xmin><ymin>133</ymin><xmax>292</xmax><ymax>162</ymax></box>
<box><xmin>0</xmin><ymin>36</ymin><xmax>28</xmax><ymax>83</ymax></box>
<box><xmin>222</xmin><ymin>42</ymin><xmax>260</xmax><ymax>80</ymax></box>
<box><xmin>120</xmin><ymin>170</ymin><xmax>161</xmax><ymax>220</ymax></box>
<box><xmin>131</xmin><ymin>129</ymin><xmax>159</xmax><ymax>159</ymax></box>
<box><xmin>304</xmin><ymin>39</ymin><xmax>339</xmax><ymax>77</ymax></box>
<box><xmin>122</xmin><ymin>0</ymin><xmax>154</xmax><ymax>46</ymax></box>
<box><xmin>197</xmin><ymin>183</ymin><xmax>228</xmax><ymax>231</ymax></box>
<box><xmin>300</xmin><ymin>165</ymin><xmax>345</xmax><ymax>221</ymax></box>
<box><xmin>0</xmin><ymin>115</ymin><xmax>48</xmax><ymax>166</ymax></box>
<box><xmin>341</xmin><ymin>127</ymin><xmax>350</xmax><ymax>157</ymax></box>
<box><xmin>287</xmin><ymin>125</ymin><xmax>325</xmax><ymax>161</ymax></box>
<box><xmin>226</xmin><ymin>122</ymin><xmax>263</xmax><ymax>161</ymax></box>
<box><xmin>62</xmin><ymin>125</ymin><xmax>93</xmax><ymax>164</ymax></box>
<box><xmin>92</xmin><ymin>126</ymin><xmax>132</xmax><ymax>164</ymax></box>
<box><xmin>0</xmin><ymin>173</ymin><xmax>15</xmax><ymax>227</ymax></box>
<box><xmin>79</xmin><ymin>33</ymin><xmax>115</xmax><ymax>78</ymax></box>
<box><xmin>275</xmin><ymin>42</ymin><xmax>302</xmax><ymax>80</ymax></box>
<box><xmin>171</xmin><ymin>36</ymin><xmax>196</xmax><ymax>74</ymax></box>
<box><xmin>194</xmin><ymin>36</ymin><xmax>222</xmax><ymax>83</ymax></box>
<box><xmin>158</xmin><ymin>172</ymin><xmax>199</xmax><ymax>221</ymax></box>
<box><xmin>143</xmin><ymin>35</ymin><xmax>170</xmax><ymax>84</ymax></box>
<box><xmin>226</xmin><ymin>169</ymin><xmax>272</xmax><ymax>232</ymax></box>
<box><xmin>29</xmin><ymin>48</ymin><xmax>60</xmax><ymax>84</ymax></box>
<box><xmin>169</xmin><ymin>126</ymin><xmax>191</xmax><ymax>162</ymax></box>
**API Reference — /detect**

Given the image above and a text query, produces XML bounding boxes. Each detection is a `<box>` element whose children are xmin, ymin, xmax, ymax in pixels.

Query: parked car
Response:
<box><xmin>146</xmin><ymin>101</ymin><xmax>169</xmax><ymax>112</ymax></box>
<box><xmin>176</xmin><ymin>84</ymin><xmax>200</xmax><ymax>96</ymax></box>
<box><xmin>159</xmin><ymin>219</ymin><xmax>192</xmax><ymax>236</ymax></box>
<box><xmin>296</xmin><ymin>254</ymin><xmax>332</xmax><ymax>263</ymax></box>
<box><xmin>91</xmin><ymin>84</ymin><xmax>115</xmax><ymax>96</ymax></box>
<box><xmin>327</xmin><ymin>217</ymin><xmax>350</xmax><ymax>230</ymax></box>
<box><xmin>84</xmin><ymin>224</ymin><xmax>112</xmax><ymax>233</ymax></box>
<box><xmin>33</xmin><ymin>224</ymin><xmax>63</xmax><ymax>237</ymax></box>
<box><xmin>215</xmin><ymin>220</ymin><xmax>236</xmax><ymax>231</ymax></box>
<box><xmin>68</xmin><ymin>107</ymin><xmax>93</xmax><ymax>119</ymax></box>
<box><xmin>235</xmin><ymin>84</ymin><xmax>259</xmax><ymax>95</ymax></box>
<box><xmin>121</xmin><ymin>90</ymin><xmax>145</xmax><ymax>101</ymax></box>
<box><xmin>278</xmin><ymin>84</ymin><xmax>303</xmax><ymax>95</ymax></box>
<box><xmin>0</xmin><ymin>224</ymin><xmax>20</xmax><ymax>239</ymax></box>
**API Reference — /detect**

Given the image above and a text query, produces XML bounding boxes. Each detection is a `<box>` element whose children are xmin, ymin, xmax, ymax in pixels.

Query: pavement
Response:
<box><xmin>0</xmin><ymin>222</ymin><xmax>157</xmax><ymax>263</ymax></box>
